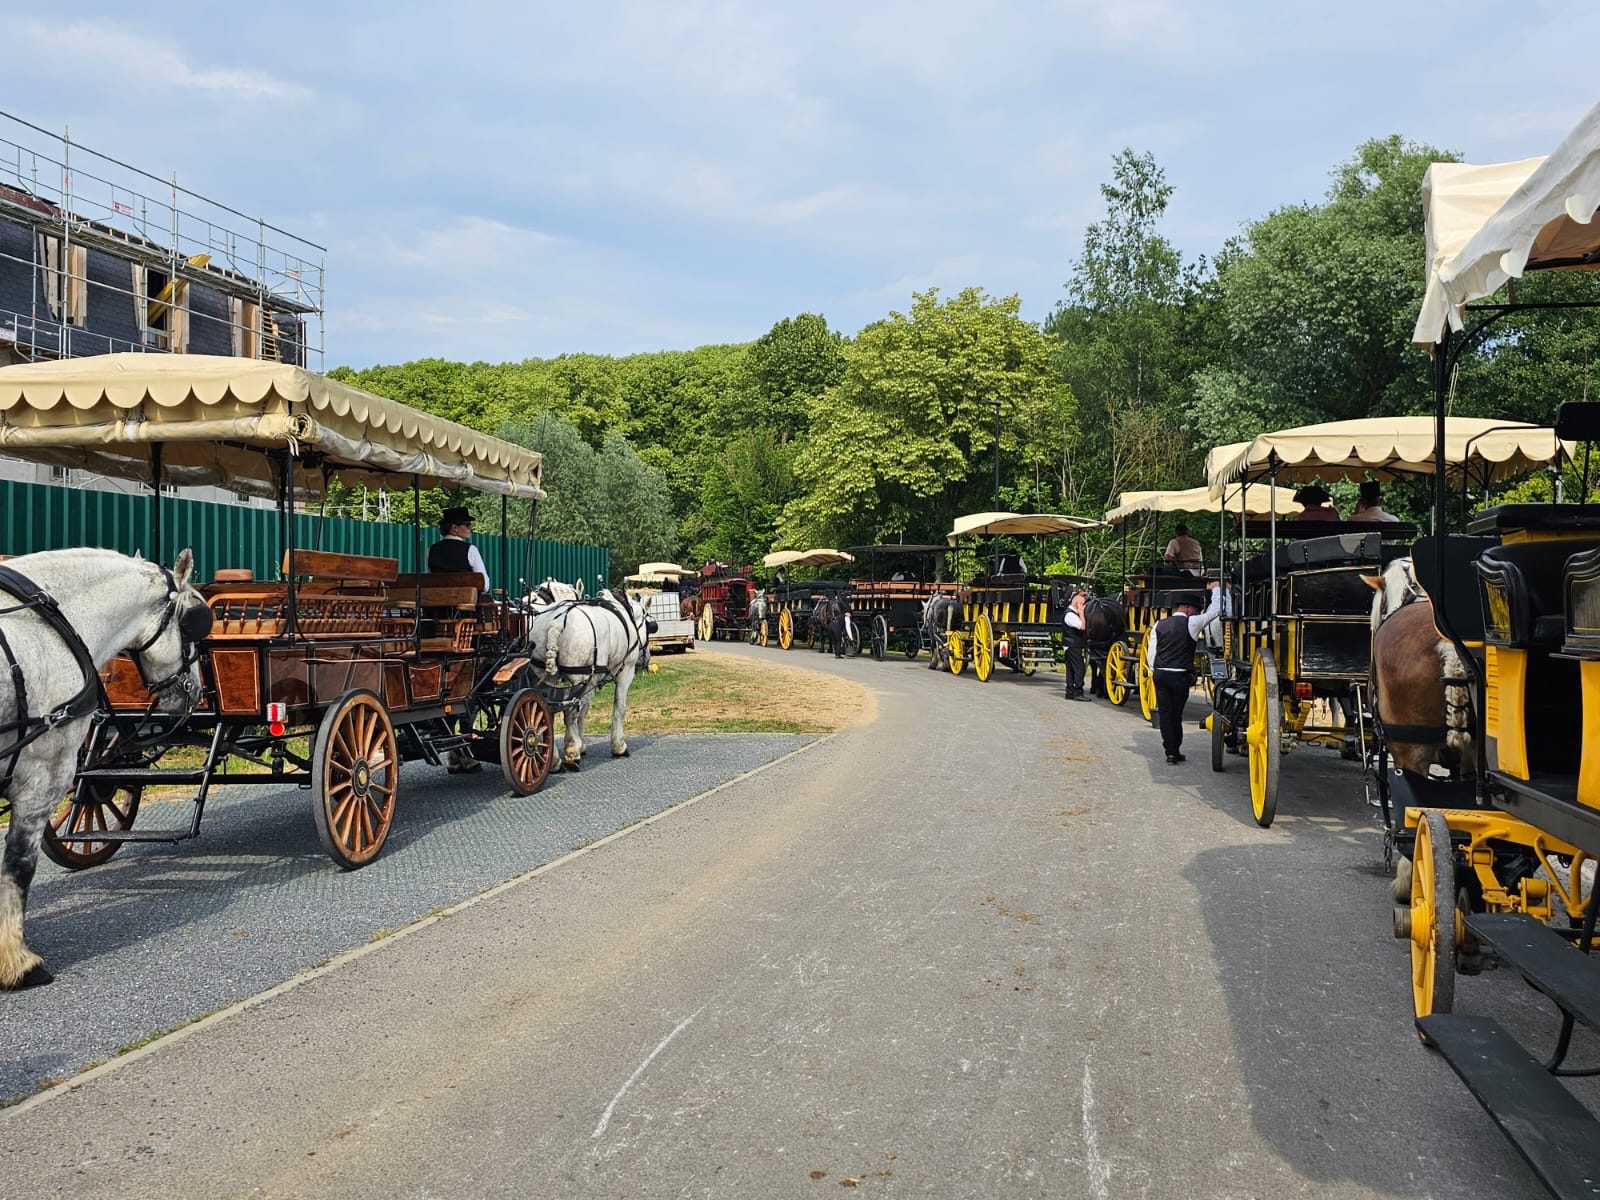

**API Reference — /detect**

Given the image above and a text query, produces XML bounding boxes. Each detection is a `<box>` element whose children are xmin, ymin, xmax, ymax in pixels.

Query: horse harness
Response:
<box><xmin>0</xmin><ymin>563</ymin><xmax>211</xmax><ymax>798</ymax></box>
<box><xmin>538</xmin><ymin>591</ymin><xmax>649</xmax><ymax>689</ymax></box>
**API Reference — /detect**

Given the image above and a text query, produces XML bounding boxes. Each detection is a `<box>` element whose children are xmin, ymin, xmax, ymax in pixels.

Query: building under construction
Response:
<box><xmin>0</xmin><ymin>110</ymin><xmax>326</xmax><ymax>491</ymax></box>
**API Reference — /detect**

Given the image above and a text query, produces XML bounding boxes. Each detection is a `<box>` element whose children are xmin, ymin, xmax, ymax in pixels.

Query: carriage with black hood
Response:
<box><xmin>0</xmin><ymin>353</ymin><xmax>600</xmax><ymax>880</ymax></box>
<box><xmin>841</xmin><ymin>544</ymin><xmax>961</xmax><ymax>660</ymax></box>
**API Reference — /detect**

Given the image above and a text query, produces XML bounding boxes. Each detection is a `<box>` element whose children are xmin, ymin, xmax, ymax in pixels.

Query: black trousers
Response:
<box><xmin>1154</xmin><ymin>671</ymin><xmax>1190</xmax><ymax>756</ymax></box>
<box><xmin>1063</xmin><ymin>628</ymin><xmax>1087</xmax><ymax>696</ymax></box>
<box><xmin>830</xmin><ymin>616</ymin><xmax>847</xmax><ymax>656</ymax></box>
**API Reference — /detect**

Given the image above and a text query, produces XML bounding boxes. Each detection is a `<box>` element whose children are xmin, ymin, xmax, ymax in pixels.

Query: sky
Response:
<box><xmin>3</xmin><ymin>1</ymin><xmax>1595</xmax><ymax>369</ymax></box>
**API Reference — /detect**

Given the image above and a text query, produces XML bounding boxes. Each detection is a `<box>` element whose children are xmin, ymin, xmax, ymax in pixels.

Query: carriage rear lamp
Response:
<box><xmin>267</xmin><ymin>702</ymin><xmax>287</xmax><ymax>737</ymax></box>
<box><xmin>1295</xmin><ymin>682</ymin><xmax>1314</xmax><ymax>700</ymax></box>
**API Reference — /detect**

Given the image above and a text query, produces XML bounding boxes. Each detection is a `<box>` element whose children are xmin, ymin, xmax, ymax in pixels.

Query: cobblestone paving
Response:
<box><xmin>1</xmin><ymin>733</ymin><xmax>815</xmax><ymax>1100</ymax></box>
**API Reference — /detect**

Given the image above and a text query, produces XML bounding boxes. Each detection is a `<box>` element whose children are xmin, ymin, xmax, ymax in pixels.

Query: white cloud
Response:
<box><xmin>10</xmin><ymin>19</ymin><xmax>314</xmax><ymax>103</ymax></box>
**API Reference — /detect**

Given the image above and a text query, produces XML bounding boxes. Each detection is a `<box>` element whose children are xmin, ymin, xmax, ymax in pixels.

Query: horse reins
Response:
<box><xmin>0</xmin><ymin>563</ymin><xmax>209</xmax><ymax>798</ymax></box>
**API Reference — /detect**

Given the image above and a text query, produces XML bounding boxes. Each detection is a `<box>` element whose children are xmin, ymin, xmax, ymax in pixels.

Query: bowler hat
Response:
<box><xmin>1293</xmin><ymin>485</ymin><xmax>1330</xmax><ymax>505</ymax></box>
<box><xmin>440</xmin><ymin>506</ymin><xmax>473</xmax><ymax>528</ymax></box>
<box><xmin>1174</xmin><ymin>591</ymin><xmax>1206</xmax><ymax>609</ymax></box>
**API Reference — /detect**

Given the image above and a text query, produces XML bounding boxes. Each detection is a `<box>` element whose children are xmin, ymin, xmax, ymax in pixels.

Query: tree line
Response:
<box><xmin>331</xmin><ymin>135</ymin><xmax>1600</xmax><ymax>587</ymax></box>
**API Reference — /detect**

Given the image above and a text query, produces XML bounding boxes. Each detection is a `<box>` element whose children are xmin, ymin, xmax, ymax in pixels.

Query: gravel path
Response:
<box><xmin>1</xmin><ymin>732</ymin><xmax>814</xmax><ymax>1101</ymax></box>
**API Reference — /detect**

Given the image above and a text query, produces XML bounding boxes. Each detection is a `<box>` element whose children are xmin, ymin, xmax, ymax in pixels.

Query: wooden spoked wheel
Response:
<box><xmin>1410</xmin><ymin>809</ymin><xmax>1458</xmax><ymax>1025</ymax></box>
<box><xmin>947</xmin><ymin>632</ymin><xmax>966</xmax><ymax>676</ymax></box>
<box><xmin>1104</xmin><ymin>640</ymin><xmax>1131</xmax><ymax>706</ymax></box>
<box><xmin>500</xmin><ymin>688</ymin><xmax>555</xmax><ymax>796</ymax></box>
<box><xmin>972</xmin><ymin>615</ymin><xmax>994</xmax><ymax>682</ymax></box>
<box><xmin>1136</xmin><ymin>631</ymin><xmax>1156</xmax><ymax>723</ymax></box>
<box><xmin>312</xmin><ymin>689</ymin><xmax>399</xmax><ymax>870</ymax></box>
<box><xmin>1247</xmin><ymin>649</ymin><xmax>1282</xmax><ymax>829</ymax></box>
<box><xmin>42</xmin><ymin>782</ymin><xmax>143</xmax><ymax>869</ymax></box>
<box><xmin>871</xmin><ymin>615</ymin><xmax>888</xmax><ymax>661</ymax></box>
<box><xmin>778</xmin><ymin>608</ymin><xmax>794</xmax><ymax>650</ymax></box>
<box><xmin>697</xmin><ymin>606</ymin><xmax>715</xmax><ymax>642</ymax></box>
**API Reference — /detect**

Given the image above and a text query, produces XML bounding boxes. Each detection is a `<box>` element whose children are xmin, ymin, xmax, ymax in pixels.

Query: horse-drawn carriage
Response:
<box><xmin>841</xmin><ymin>544</ymin><xmax>960</xmax><ymax>661</ymax></box>
<box><xmin>1391</xmin><ymin>113</ymin><xmax>1600</xmax><ymax>1192</ymax></box>
<box><xmin>691</xmin><ymin>561</ymin><xmax>758</xmax><ymax>643</ymax></box>
<box><xmin>935</xmin><ymin>512</ymin><xmax>1105</xmax><ymax>682</ymax></box>
<box><xmin>755</xmin><ymin>549</ymin><xmax>855</xmax><ymax>651</ymax></box>
<box><xmin>1100</xmin><ymin>484</ymin><xmax>1298</xmax><ymax>720</ymax></box>
<box><xmin>1204</xmin><ymin>417</ymin><xmax>1565</xmax><ymax>832</ymax></box>
<box><xmin>625</xmin><ymin>562</ymin><xmax>695</xmax><ymax>653</ymax></box>
<box><xmin>0</xmin><ymin>353</ymin><xmax>573</xmax><ymax>890</ymax></box>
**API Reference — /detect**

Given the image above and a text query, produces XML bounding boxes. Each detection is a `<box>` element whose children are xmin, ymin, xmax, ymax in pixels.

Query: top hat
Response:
<box><xmin>440</xmin><ymin>506</ymin><xmax>474</xmax><ymax>528</ymax></box>
<box><xmin>1358</xmin><ymin>480</ymin><xmax>1383</xmax><ymax>503</ymax></box>
<box><xmin>1174</xmin><ymin>591</ymin><xmax>1206</xmax><ymax>609</ymax></box>
<box><xmin>1293</xmin><ymin>485</ymin><xmax>1331</xmax><ymax>505</ymax></box>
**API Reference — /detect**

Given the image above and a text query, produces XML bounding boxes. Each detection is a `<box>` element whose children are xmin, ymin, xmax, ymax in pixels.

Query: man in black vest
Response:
<box><xmin>428</xmin><ymin>506</ymin><xmax>490</xmax><ymax>591</ymax></box>
<box><xmin>1145</xmin><ymin>582</ymin><xmax>1225</xmax><ymax>764</ymax></box>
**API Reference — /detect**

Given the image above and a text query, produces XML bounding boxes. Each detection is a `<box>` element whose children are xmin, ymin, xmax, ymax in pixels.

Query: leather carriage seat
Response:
<box><xmin>1476</xmin><ymin>539</ymin><xmax>1600</xmax><ymax>648</ymax></box>
<box><xmin>1565</xmin><ymin>546</ymin><xmax>1600</xmax><ymax>656</ymax></box>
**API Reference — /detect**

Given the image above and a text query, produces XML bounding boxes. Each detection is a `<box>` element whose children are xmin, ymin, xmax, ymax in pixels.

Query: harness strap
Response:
<box><xmin>1375</xmin><ymin>719</ymin><xmax>1450</xmax><ymax>745</ymax></box>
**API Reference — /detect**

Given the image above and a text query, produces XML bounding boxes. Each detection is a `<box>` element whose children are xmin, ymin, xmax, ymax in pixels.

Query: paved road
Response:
<box><xmin>3</xmin><ymin>643</ymin><xmax>1592</xmax><ymax>1198</ymax></box>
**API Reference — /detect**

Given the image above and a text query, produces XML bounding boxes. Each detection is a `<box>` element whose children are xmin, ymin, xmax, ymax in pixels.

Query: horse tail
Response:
<box><xmin>543</xmin><ymin>611</ymin><xmax>562</xmax><ymax>678</ymax></box>
<box><xmin>1438</xmin><ymin>640</ymin><xmax>1473</xmax><ymax>757</ymax></box>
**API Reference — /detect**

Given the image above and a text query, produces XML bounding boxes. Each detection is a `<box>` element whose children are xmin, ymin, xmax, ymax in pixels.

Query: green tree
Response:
<box><xmin>780</xmin><ymin>287</ymin><xmax>1066</xmax><ymax>548</ymax></box>
<box><xmin>741</xmin><ymin>313</ymin><xmax>846</xmax><ymax>440</ymax></box>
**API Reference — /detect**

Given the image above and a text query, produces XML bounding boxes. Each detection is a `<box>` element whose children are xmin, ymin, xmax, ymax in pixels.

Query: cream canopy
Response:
<box><xmin>1104</xmin><ymin>485</ymin><xmax>1302</xmax><ymax>526</ymax></box>
<box><xmin>1205</xmin><ymin>416</ymin><xmax>1567</xmax><ymax>490</ymax></box>
<box><xmin>762</xmin><ymin>548</ymin><xmax>855</xmax><ymax>569</ymax></box>
<box><xmin>630</xmin><ymin>561</ymin><xmax>690</xmax><ymax>579</ymax></box>
<box><xmin>0</xmin><ymin>353</ymin><xmax>545</xmax><ymax>499</ymax></box>
<box><xmin>1415</xmin><ymin>101</ymin><xmax>1600</xmax><ymax>347</ymax></box>
<box><xmin>947</xmin><ymin>511</ymin><xmax>1108</xmax><ymax>544</ymax></box>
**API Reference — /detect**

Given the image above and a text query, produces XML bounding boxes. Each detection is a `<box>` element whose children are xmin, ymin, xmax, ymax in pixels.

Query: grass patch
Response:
<box><xmin>603</xmin><ymin>647</ymin><xmax>864</xmax><ymax>734</ymax></box>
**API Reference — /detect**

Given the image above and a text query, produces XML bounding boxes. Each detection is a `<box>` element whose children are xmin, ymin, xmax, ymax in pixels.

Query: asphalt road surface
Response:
<box><xmin>3</xmin><ymin>643</ymin><xmax>1593</xmax><ymax>1199</ymax></box>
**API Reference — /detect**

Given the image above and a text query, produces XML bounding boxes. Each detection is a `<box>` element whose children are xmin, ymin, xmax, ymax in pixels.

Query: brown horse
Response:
<box><xmin>679</xmin><ymin>594</ymin><xmax>702</xmax><ymax>622</ymax></box>
<box><xmin>1365</xmin><ymin>560</ymin><xmax>1473</xmax><ymax>781</ymax></box>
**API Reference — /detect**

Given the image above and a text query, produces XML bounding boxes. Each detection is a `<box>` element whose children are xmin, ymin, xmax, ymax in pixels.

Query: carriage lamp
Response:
<box><xmin>1295</xmin><ymin>682</ymin><xmax>1314</xmax><ymax>700</ymax></box>
<box><xmin>267</xmin><ymin>702</ymin><xmax>287</xmax><ymax>738</ymax></box>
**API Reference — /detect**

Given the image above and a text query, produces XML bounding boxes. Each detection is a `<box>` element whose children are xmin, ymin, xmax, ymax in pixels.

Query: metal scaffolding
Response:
<box><xmin>0</xmin><ymin>109</ymin><xmax>325</xmax><ymax>368</ymax></box>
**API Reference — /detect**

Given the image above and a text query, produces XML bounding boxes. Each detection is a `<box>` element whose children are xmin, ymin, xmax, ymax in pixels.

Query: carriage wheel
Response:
<box><xmin>697</xmin><ymin>607</ymin><xmax>715</xmax><ymax>642</ymax></box>
<box><xmin>757</xmin><ymin>616</ymin><xmax>770</xmax><ymax>647</ymax></box>
<box><xmin>312</xmin><ymin>689</ymin><xmax>399</xmax><ymax>870</ymax></box>
<box><xmin>973</xmin><ymin>615</ymin><xmax>994</xmax><ymax>682</ymax></box>
<box><xmin>42</xmin><ymin>782</ymin><xmax>143</xmax><ymax>870</ymax></box>
<box><xmin>1104</xmin><ymin>640</ymin><xmax>1131</xmax><ymax>706</ymax></box>
<box><xmin>778</xmin><ymin>609</ymin><xmax>794</xmax><ymax>650</ymax></box>
<box><xmin>1211</xmin><ymin>708</ymin><xmax>1226</xmax><ymax>773</ymax></box>
<box><xmin>947</xmin><ymin>632</ymin><xmax>966</xmax><ymax>676</ymax></box>
<box><xmin>500</xmin><ymin>688</ymin><xmax>555</xmax><ymax>796</ymax></box>
<box><xmin>1409</xmin><ymin>810</ymin><xmax>1458</xmax><ymax>1025</ymax></box>
<box><xmin>903</xmin><ymin>629</ymin><xmax>919</xmax><ymax>659</ymax></box>
<box><xmin>844</xmin><ymin>619</ymin><xmax>862</xmax><ymax>658</ymax></box>
<box><xmin>1247</xmin><ymin>649</ymin><xmax>1282</xmax><ymax>829</ymax></box>
<box><xmin>1136</xmin><ymin>631</ymin><xmax>1157</xmax><ymax>723</ymax></box>
<box><xmin>871</xmin><ymin>615</ymin><xmax>888</xmax><ymax>662</ymax></box>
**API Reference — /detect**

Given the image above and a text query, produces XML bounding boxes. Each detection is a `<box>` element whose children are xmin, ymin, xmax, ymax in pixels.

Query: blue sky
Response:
<box><xmin>5</xmin><ymin>1</ymin><xmax>1594</xmax><ymax>368</ymax></box>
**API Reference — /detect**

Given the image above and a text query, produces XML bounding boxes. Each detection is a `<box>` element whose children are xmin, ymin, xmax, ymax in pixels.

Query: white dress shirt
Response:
<box><xmin>1146</xmin><ymin>587</ymin><xmax>1228</xmax><ymax>670</ymax></box>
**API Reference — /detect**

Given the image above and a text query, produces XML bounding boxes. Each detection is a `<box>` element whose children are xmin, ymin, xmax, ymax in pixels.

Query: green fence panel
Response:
<box><xmin>0</xmin><ymin>479</ymin><xmax>607</xmax><ymax>590</ymax></box>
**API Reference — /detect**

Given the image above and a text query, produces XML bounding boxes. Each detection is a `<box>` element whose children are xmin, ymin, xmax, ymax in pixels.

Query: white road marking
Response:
<box><xmin>1080</xmin><ymin>1060</ymin><xmax>1111</xmax><ymax>1200</ymax></box>
<box><xmin>592</xmin><ymin>1005</ymin><xmax>705</xmax><ymax>1140</ymax></box>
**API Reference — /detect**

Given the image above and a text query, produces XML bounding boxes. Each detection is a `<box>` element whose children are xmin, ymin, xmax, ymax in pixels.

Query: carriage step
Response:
<box><xmin>1464</xmin><ymin>913</ymin><xmax>1600</xmax><ymax>1031</ymax></box>
<box><xmin>53</xmin><ymin>828</ymin><xmax>197</xmax><ymax>845</ymax></box>
<box><xmin>1417</xmin><ymin>1014</ymin><xmax>1600</xmax><ymax>1200</ymax></box>
<box><xmin>76</xmin><ymin>767</ymin><xmax>209</xmax><ymax>785</ymax></box>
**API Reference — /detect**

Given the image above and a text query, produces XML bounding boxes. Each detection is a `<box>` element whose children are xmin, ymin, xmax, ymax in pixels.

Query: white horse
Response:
<box><xmin>523</xmin><ymin>588</ymin><xmax>655</xmax><ymax>770</ymax></box>
<box><xmin>1</xmin><ymin>548</ymin><xmax>208</xmax><ymax>989</ymax></box>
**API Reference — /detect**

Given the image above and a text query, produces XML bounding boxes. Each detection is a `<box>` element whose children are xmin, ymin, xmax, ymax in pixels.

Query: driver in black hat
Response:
<box><xmin>1144</xmin><ymin>581</ymin><xmax>1226</xmax><ymax>764</ymax></box>
<box><xmin>428</xmin><ymin>505</ymin><xmax>491</xmax><ymax>592</ymax></box>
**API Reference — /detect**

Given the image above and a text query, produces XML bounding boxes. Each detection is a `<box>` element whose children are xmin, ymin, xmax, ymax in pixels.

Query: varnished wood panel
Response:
<box><xmin>209</xmin><ymin>648</ymin><xmax>262</xmax><ymax>715</ymax></box>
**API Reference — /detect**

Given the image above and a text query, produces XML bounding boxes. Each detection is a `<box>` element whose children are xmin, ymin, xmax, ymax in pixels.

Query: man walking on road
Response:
<box><xmin>1145</xmin><ymin>582</ymin><xmax>1226</xmax><ymax>763</ymax></box>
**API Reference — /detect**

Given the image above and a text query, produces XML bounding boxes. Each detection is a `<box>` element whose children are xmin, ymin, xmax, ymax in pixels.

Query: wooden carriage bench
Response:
<box><xmin>200</xmin><ymin>550</ymin><xmax>399</xmax><ymax>640</ymax></box>
<box><xmin>384</xmin><ymin>571</ymin><xmax>487</xmax><ymax>653</ymax></box>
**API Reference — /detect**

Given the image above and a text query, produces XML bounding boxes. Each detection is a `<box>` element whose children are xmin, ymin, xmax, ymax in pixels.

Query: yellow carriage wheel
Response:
<box><xmin>973</xmin><ymin>614</ymin><xmax>994</xmax><ymax>682</ymax></box>
<box><xmin>777</xmin><ymin>608</ymin><xmax>794</xmax><ymax>650</ymax></box>
<box><xmin>1136</xmin><ymin>630</ymin><xmax>1156</xmax><ymax>723</ymax></box>
<box><xmin>757</xmin><ymin>617</ymin><xmax>769</xmax><ymax>647</ymax></box>
<box><xmin>947</xmin><ymin>631</ymin><xmax>966</xmax><ymax>676</ymax></box>
<box><xmin>697</xmin><ymin>606</ymin><xmax>715</xmax><ymax>642</ymax></box>
<box><xmin>1247</xmin><ymin>648</ymin><xmax>1282</xmax><ymax>828</ymax></box>
<box><xmin>1104</xmin><ymin>640</ymin><xmax>1130</xmax><ymax>706</ymax></box>
<box><xmin>1409</xmin><ymin>809</ymin><xmax>1458</xmax><ymax>1025</ymax></box>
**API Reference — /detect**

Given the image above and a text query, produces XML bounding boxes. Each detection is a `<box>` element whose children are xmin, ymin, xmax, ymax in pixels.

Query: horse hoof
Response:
<box><xmin>562</xmin><ymin>760</ymin><xmax>581</xmax><ymax>773</ymax></box>
<box><xmin>18</xmin><ymin>963</ymin><xmax>55</xmax><ymax>989</ymax></box>
<box><xmin>613</xmin><ymin>748</ymin><xmax>630</xmax><ymax>758</ymax></box>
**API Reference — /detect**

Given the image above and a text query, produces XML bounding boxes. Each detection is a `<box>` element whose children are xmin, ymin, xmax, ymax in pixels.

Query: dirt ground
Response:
<box><xmin>622</xmin><ymin>644</ymin><xmax>869</xmax><ymax>734</ymax></box>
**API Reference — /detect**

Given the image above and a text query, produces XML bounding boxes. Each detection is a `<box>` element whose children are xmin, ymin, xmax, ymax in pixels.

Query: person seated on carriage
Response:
<box><xmin>428</xmin><ymin>506</ymin><xmax>492</xmax><ymax>592</ymax></box>
<box><xmin>1292</xmin><ymin>485</ymin><xmax>1341</xmax><ymax>523</ymax></box>
<box><xmin>1351</xmin><ymin>480</ymin><xmax>1400</xmax><ymax>523</ymax></box>
<box><xmin>1162</xmin><ymin>523</ymin><xmax>1203</xmax><ymax>574</ymax></box>
<box><xmin>991</xmin><ymin>552</ymin><xmax>1028</xmax><ymax>579</ymax></box>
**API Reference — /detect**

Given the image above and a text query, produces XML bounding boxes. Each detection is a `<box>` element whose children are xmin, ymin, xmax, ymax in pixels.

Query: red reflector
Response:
<box><xmin>269</xmin><ymin>722</ymin><xmax>286</xmax><ymax>737</ymax></box>
<box><xmin>1295</xmin><ymin>683</ymin><xmax>1314</xmax><ymax>699</ymax></box>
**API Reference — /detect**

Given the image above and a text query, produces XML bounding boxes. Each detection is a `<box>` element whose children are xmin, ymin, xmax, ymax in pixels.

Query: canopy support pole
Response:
<box><xmin>150</xmin><ymin>442</ymin><xmax>163</xmax><ymax>563</ymax></box>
